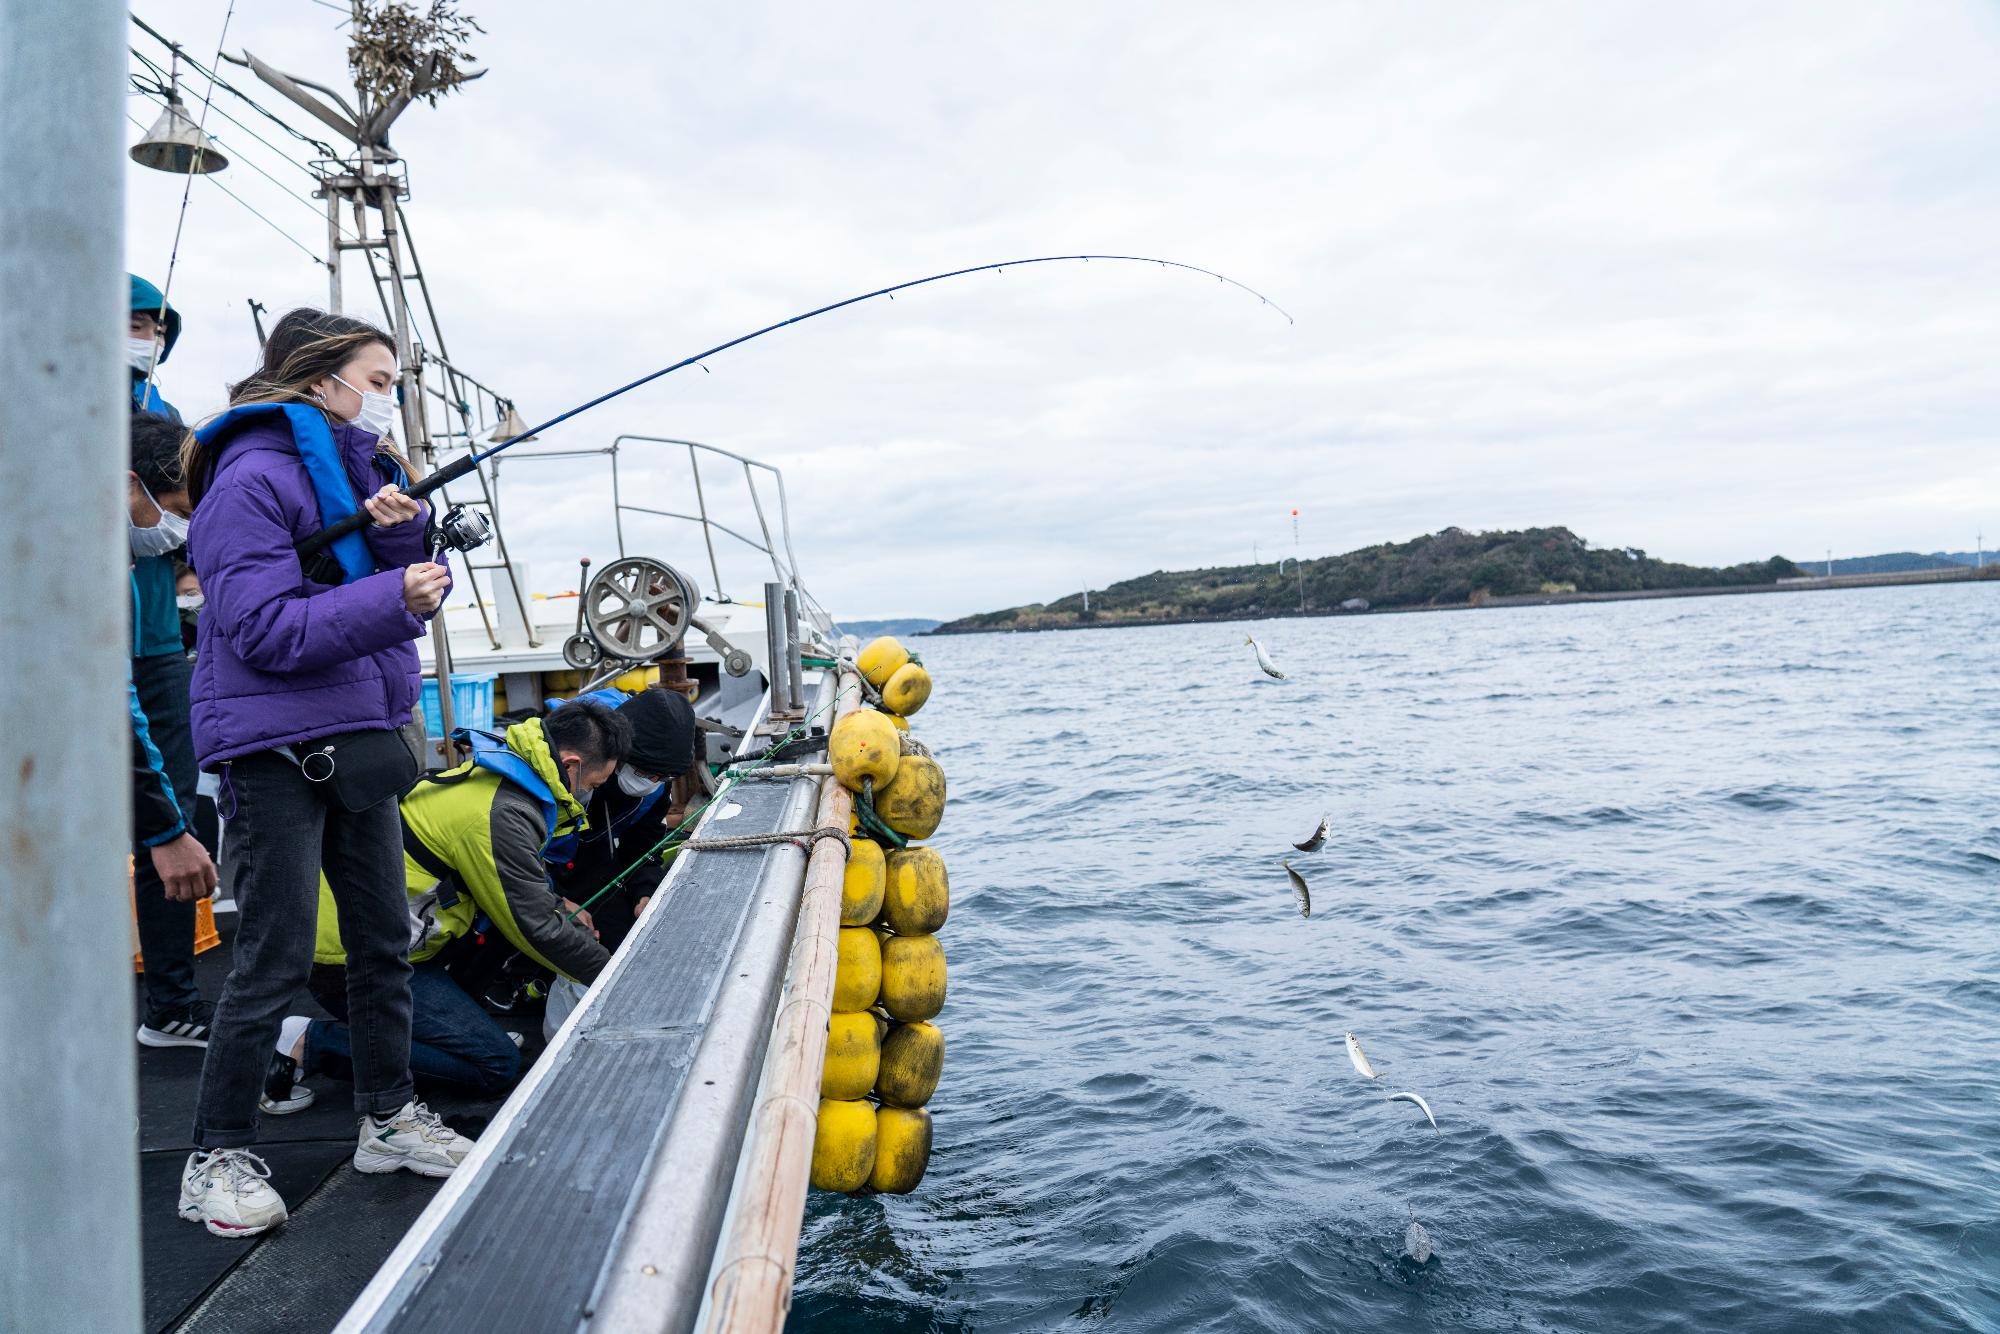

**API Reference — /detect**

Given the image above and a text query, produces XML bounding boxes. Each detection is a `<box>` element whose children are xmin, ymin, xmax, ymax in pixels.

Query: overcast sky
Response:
<box><xmin>127</xmin><ymin>1</ymin><xmax>2000</xmax><ymax>618</ymax></box>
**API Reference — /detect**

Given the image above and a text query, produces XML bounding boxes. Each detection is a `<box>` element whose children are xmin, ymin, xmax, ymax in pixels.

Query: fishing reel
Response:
<box><xmin>428</xmin><ymin>504</ymin><xmax>493</xmax><ymax>561</ymax></box>
<box><xmin>559</xmin><ymin>555</ymin><xmax>754</xmax><ymax>677</ymax></box>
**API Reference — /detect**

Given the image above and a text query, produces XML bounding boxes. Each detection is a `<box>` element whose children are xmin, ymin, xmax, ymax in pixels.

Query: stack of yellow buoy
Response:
<box><xmin>813</xmin><ymin>636</ymin><xmax>949</xmax><ymax>1196</ymax></box>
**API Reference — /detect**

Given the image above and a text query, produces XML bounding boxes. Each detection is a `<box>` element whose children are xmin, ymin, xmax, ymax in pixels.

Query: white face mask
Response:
<box><xmin>616</xmin><ymin>767</ymin><xmax>663</xmax><ymax>799</ymax></box>
<box><xmin>127</xmin><ymin>337</ymin><xmax>161</xmax><ymax>374</ymax></box>
<box><xmin>176</xmin><ymin>592</ymin><xmax>204</xmax><ymax>612</ymax></box>
<box><xmin>331</xmin><ymin>373</ymin><xmax>398</xmax><ymax>440</ymax></box>
<box><xmin>129</xmin><ymin>480</ymin><xmax>189</xmax><ymax>558</ymax></box>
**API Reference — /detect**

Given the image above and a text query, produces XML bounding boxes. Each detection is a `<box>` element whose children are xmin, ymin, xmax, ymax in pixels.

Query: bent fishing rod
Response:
<box><xmin>298</xmin><ymin>253</ymin><xmax>1291</xmax><ymax>558</ymax></box>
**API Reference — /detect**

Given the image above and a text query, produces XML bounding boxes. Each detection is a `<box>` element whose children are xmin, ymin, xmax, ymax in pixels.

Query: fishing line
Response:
<box><xmin>561</xmin><ymin>681</ymin><xmax>850</xmax><ymax>923</ymax></box>
<box><xmin>299</xmin><ymin>253</ymin><xmax>1291</xmax><ymax>557</ymax></box>
<box><xmin>143</xmin><ymin>0</ymin><xmax>240</xmax><ymax>403</ymax></box>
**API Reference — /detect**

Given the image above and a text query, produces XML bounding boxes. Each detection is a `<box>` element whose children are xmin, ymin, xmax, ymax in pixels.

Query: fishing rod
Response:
<box><xmin>298</xmin><ymin>253</ymin><xmax>1291</xmax><ymax>557</ymax></box>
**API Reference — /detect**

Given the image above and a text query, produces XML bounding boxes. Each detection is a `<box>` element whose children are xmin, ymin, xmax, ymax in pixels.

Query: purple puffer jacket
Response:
<box><xmin>187</xmin><ymin>414</ymin><xmax>439</xmax><ymax>769</ymax></box>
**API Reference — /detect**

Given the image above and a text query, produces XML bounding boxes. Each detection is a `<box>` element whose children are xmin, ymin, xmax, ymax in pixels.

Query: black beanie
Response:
<box><xmin>620</xmin><ymin>686</ymin><xmax>695</xmax><ymax>779</ymax></box>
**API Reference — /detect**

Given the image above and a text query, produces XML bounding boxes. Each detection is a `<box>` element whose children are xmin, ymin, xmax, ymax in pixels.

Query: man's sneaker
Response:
<box><xmin>138</xmin><ymin>1000</ymin><xmax>214</xmax><ymax>1049</ymax></box>
<box><xmin>178</xmin><ymin>1149</ymin><xmax>287</xmax><ymax>1237</ymax></box>
<box><xmin>352</xmin><ymin>1101</ymin><xmax>474</xmax><ymax>1178</ymax></box>
<box><xmin>258</xmin><ymin>1050</ymin><xmax>315</xmax><ymax>1115</ymax></box>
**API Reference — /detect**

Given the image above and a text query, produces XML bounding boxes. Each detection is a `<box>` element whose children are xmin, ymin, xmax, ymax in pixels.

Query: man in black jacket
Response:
<box><xmin>547</xmin><ymin>687</ymin><xmax>697</xmax><ymax>953</ymax></box>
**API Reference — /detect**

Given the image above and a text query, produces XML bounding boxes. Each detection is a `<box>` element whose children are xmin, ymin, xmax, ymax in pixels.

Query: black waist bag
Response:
<box><xmin>297</xmin><ymin>727</ymin><xmax>421</xmax><ymax>813</ymax></box>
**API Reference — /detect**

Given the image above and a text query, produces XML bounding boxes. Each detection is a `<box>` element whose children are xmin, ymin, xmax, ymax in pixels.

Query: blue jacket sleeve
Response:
<box><xmin>190</xmin><ymin>468</ymin><xmax>431</xmax><ymax>675</ymax></box>
<box><xmin>130</xmin><ymin>674</ymin><xmax>186</xmax><ymax>847</ymax></box>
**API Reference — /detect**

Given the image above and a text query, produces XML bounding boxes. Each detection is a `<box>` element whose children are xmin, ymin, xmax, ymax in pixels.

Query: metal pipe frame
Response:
<box><xmin>0</xmin><ymin>2</ymin><xmax>143</xmax><ymax>1326</ymax></box>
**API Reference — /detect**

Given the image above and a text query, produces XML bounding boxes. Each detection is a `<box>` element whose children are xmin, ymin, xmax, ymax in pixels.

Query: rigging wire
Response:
<box><xmin>131</xmin><ymin>45</ymin><xmax>328</xmax><ymax>188</ymax></box>
<box><xmin>130</xmin><ymin>85</ymin><xmax>328</xmax><ymax>224</ymax></box>
<box><xmin>143</xmin><ymin>0</ymin><xmax>241</xmax><ymax>403</ymax></box>
<box><xmin>129</xmin><ymin>13</ymin><xmax>341</xmax><ymax>159</ymax></box>
<box><xmin>125</xmin><ymin>108</ymin><xmax>330</xmax><ymax>270</ymax></box>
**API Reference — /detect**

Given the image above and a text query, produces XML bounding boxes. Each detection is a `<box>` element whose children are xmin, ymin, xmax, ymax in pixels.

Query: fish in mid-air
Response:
<box><xmin>1294</xmin><ymin>812</ymin><xmax>1331</xmax><ymax>852</ymax></box>
<box><xmin>1403</xmin><ymin>1215</ymin><xmax>1433</xmax><ymax>1264</ymax></box>
<box><xmin>1283</xmin><ymin>859</ymin><xmax>1310</xmax><ymax>917</ymax></box>
<box><xmin>1245</xmin><ymin>635</ymin><xmax>1287</xmax><ymax>679</ymax></box>
<box><xmin>1344</xmin><ymin>1032</ymin><xmax>1380</xmax><ymax>1080</ymax></box>
<box><xmin>1388</xmin><ymin>1090</ymin><xmax>1439</xmax><ymax>1134</ymax></box>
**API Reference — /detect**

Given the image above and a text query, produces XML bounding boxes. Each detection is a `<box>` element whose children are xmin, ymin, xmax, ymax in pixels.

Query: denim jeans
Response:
<box><xmin>192</xmin><ymin>749</ymin><xmax>414</xmax><ymax>1146</ymax></box>
<box><xmin>130</xmin><ymin>651</ymin><xmax>201</xmax><ymax>1013</ymax></box>
<box><xmin>305</xmin><ymin>959</ymin><xmax>522</xmax><ymax>1097</ymax></box>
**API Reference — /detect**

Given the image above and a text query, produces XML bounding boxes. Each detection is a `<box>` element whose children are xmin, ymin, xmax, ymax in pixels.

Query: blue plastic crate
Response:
<box><xmin>421</xmin><ymin>672</ymin><xmax>495</xmax><ymax>739</ymax></box>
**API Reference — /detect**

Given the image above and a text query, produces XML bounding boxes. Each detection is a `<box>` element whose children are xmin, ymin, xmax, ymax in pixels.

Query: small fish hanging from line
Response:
<box><xmin>1294</xmin><ymin>812</ymin><xmax>1331</xmax><ymax>852</ymax></box>
<box><xmin>1345</xmin><ymin>1032</ymin><xmax>1380</xmax><ymax>1080</ymax></box>
<box><xmin>1388</xmin><ymin>1090</ymin><xmax>1440</xmax><ymax>1135</ymax></box>
<box><xmin>1403</xmin><ymin>1211</ymin><xmax>1434</xmax><ymax>1264</ymax></box>
<box><xmin>1247</xmin><ymin>635</ymin><xmax>1287</xmax><ymax>679</ymax></box>
<box><xmin>1283</xmin><ymin>859</ymin><xmax>1310</xmax><ymax>917</ymax></box>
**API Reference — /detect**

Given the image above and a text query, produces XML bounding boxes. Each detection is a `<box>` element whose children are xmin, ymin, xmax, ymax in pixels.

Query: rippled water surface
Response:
<box><xmin>794</xmin><ymin>584</ymin><xmax>2000</xmax><ymax>1332</ymax></box>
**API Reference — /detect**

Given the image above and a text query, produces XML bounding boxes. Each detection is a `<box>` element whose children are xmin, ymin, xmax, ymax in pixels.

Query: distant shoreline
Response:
<box><xmin>925</xmin><ymin>564</ymin><xmax>1997</xmax><ymax>636</ymax></box>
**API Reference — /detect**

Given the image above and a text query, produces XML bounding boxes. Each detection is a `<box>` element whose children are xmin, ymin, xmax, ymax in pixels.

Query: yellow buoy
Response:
<box><xmin>831</xmin><ymin>708</ymin><xmax>900</xmax><ymax>794</ymax></box>
<box><xmin>842</xmin><ymin>838</ymin><xmax>886</xmax><ymax>926</ymax></box>
<box><xmin>820</xmin><ymin>1010</ymin><xmax>880</xmax><ymax>1100</ymax></box>
<box><xmin>868</xmin><ymin>1106</ymin><xmax>934</xmax><ymax>1194</ymax></box>
<box><xmin>883</xmin><ymin>846</ymin><xmax>949</xmax><ymax>935</ymax></box>
<box><xmin>856</xmin><ymin>636</ymin><xmax>910</xmax><ymax>690</ymax></box>
<box><xmin>880</xmin><ymin>932</ymin><xmax>947</xmax><ymax>1021</ymax></box>
<box><xmin>833</xmin><ymin>926</ymin><xmax>882</xmax><ymax>1012</ymax></box>
<box><xmin>881</xmin><ymin>709</ymin><xmax>909</xmax><ymax>733</ymax></box>
<box><xmin>881</xmin><ymin>662</ymin><xmax>932</xmax><ymax>717</ymax></box>
<box><xmin>875</xmin><ymin>1020</ymin><xmax>944</xmax><ymax>1108</ymax></box>
<box><xmin>810</xmin><ymin>1097</ymin><xmax>877</xmax><ymax>1192</ymax></box>
<box><xmin>876</xmin><ymin>754</ymin><xmax>946</xmax><ymax>840</ymax></box>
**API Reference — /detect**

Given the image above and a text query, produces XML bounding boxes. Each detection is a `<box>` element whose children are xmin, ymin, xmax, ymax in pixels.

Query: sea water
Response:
<box><xmin>794</xmin><ymin>582</ymin><xmax>2000</xmax><ymax>1332</ymax></box>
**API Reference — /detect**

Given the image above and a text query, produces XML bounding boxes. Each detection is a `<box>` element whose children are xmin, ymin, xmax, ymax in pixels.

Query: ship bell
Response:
<box><xmin>489</xmin><ymin>403</ymin><xmax>537</xmax><ymax>443</ymax></box>
<box><xmin>130</xmin><ymin>96</ymin><xmax>229</xmax><ymax>174</ymax></box>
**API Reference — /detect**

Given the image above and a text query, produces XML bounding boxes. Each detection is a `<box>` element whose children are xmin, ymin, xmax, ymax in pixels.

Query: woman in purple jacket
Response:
<box><xmin>174</xmin><ymin>309</ymin><xmax>472</xmax><ymax>1237</ymax></box>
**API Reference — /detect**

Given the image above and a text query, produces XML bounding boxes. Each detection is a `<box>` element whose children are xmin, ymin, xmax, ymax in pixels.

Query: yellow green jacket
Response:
<box><xmin>314</xmin><ymin>717</ymin><xmax>612</xmax><ymax>983</ymax></box>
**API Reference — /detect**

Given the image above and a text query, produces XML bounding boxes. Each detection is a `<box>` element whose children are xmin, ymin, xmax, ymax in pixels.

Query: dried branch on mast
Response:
<box><xmin>348</xmin><ymin>1</ymin><xmax>485</xmax><ymax>125</ymax></box>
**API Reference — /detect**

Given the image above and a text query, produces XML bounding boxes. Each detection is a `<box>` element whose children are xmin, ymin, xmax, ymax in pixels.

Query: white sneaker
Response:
<box><xmin>178</xmin><ymin>1149</ymin><xmax>288</xmax><ymax>1237</ymax></box>
<box><xmin>352</xmin><ymin>1100</ymin><xmax>474</xmax><ymax>1178</ymax></box>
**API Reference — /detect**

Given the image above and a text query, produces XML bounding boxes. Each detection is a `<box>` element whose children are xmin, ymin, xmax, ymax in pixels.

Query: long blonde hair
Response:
<box><xmin>183</xmin><ymin>307</ymin><xmax>420</xmax><ymax>505</ymax></box>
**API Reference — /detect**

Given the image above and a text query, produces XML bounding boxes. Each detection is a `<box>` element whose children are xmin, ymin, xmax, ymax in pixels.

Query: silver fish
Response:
<box><xmin>1403</xmin><ymin>1218</ymin><xmax>1433</xmax><ymax>1264</ymax></box>
<box><xmin>1388</xmin><ymin>1090</ymin><xmax>1439</xmax><ymax>1134</ymax></box>
<box><xmin>1245</xmin><ymin>635</ymin><xmax>1287</xmax><ymax>679</ymax></box>
<box><xmin>1283</xmin><ymin>859</ymin><xmax>1310</xmax><ymax>917</ymax></box>
<box><xmin>1294</xmin><ymin>812</ymin><xmax>1331</xmax><ymax>852</ymax></box>
<box><xmin>1345</xmin><ymin>1032</ymin><xmax>1380</xmax><ymax>1080</ymax></box>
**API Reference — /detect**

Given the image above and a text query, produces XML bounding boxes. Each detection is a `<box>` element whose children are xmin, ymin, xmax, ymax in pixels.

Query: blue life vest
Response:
<box><xmin>453</xmin><ymin>728</ymin><xmax>563</xmax><ymax>851</ymax></box>
<box><xmin>538</xmin><ymin>690</ymin><xmax>660</xmax><ymax>865</ymax></box>
<box><xmin>195</xmin><ymin>403</ymin><xmax>402</xmax><ymax>586</ymax></box>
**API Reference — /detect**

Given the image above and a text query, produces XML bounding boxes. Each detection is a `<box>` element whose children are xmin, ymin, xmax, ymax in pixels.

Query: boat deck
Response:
<box><xmin>138</xmin><ymin>669</ymin><xmax>830</xmax><ymax>1333</ymax></box>
<box><xmin>137</xmin><ymin>935</ymin><xmax>504</xmax><ymax>1333</ymax></box>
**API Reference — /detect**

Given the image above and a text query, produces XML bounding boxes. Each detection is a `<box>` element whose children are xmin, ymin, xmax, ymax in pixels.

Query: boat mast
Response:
<box><xmin>0</xmin><ymin>0</ymin><xmax>144</xmax><ymax>1328</ymax></box>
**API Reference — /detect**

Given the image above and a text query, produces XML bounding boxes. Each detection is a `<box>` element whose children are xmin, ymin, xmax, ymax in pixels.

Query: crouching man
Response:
<box><xmin>265</xmin><ymin>698</ymin><xmax>631</xmax><ymax>1112</ymax></box>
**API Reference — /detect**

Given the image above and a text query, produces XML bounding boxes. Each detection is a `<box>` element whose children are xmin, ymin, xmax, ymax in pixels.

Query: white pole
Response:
<box><xmin>0</xmin><ymin>1</ymin><xmax>144</xmax><ymax>1329</ymax></box>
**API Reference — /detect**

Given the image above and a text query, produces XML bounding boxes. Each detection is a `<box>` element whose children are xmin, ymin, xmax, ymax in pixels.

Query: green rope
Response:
<box><xmin>563</xmin><ymin>682</ymin><xmax>853</xmax><ymax>922</ymax></box>
<box><xmin>853</xmin><ymin>778</ymin><xmax>909</xmax><ymax>850</ymax></box>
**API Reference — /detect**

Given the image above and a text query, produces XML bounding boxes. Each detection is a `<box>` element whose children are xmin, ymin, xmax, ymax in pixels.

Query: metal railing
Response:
<box><xmin>491</xmin><ymin>434</ymin><xmax>834</xmax><ymax>635</ymax></box>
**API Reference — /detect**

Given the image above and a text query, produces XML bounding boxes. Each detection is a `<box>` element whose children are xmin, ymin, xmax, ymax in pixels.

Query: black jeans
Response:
<box><xmin>131</xmin><ymin>651</ymin><xmax>201</xmax><ymax>1013</ymax></box>
<box><xmin>192</xmin><ymin>749</ymin><xmax>414</xmax><ymax>1146</ymax></box>
<box><xmin>305</xmin><ymin>959</ymin><xmax>523</xmax><ymax>1096</ymax></box>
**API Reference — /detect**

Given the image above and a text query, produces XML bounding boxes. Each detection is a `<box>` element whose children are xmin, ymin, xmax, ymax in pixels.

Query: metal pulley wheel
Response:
<box><xmin>583</xmin><ymin>557</ymin><xmax>699</xmax><ymax>662</ymax></box>
<box><xmin>561</xmin><ymin>633</ymin><xmax>605</xmax><ymax>670</ymax></box>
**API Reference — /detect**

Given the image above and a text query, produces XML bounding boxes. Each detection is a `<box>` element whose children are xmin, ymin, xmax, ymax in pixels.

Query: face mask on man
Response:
<box><xmin>127</xmin><ymin>337</ymin><xmax>161</xmax><ymax>374</ymax></box>
<box><xmin>616</xmin><ymin>767</ymin><xmax>663</xmax><ymax>799</ymax></box>
<box><xmin>176</xmin><ymin>592</ymin><xmax>204</xmax><ymax>612</ymax></box>
<box><xmin>129</xmin><ymin>479</ymin><xmax>190</xmax><ymax>558</ymax></box>
<box><xmin>331</xmin><ymin>373</ymin><xmax>398</xmax><ymax>440</ymax></box>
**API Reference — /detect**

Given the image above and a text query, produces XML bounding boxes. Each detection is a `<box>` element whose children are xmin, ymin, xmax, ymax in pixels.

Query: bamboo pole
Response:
<box><xmin>701</xmin><ymin>669</ymin><xmax>861</xmax><ymax>1332</ymax></box>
